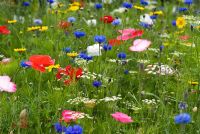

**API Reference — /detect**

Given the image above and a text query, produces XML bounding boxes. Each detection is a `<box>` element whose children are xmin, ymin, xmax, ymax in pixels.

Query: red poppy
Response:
<box><xmin>100</xmin><ymin>15</ymin><xmax>114</xmax><ymax>23</ymax></box>
<box><xmin>0</xmin><ymin>25</ymin><xmax>11</xmax><ymax>35</ymax></box>
<box><xmin>56</xmin><ymin>65</ymin><xmax>83</xmax><ymax>85</ymax></box>
<box><xmin>28</xmin><ymin>55</ymin><xmax>55</xmax><ymax>72</ymax></box>
<box><xmin>58</xmin><ymin>21</ymin><xmax>71</xmax><ymax>29</ymax></box>
<box><xmin>109</xmin><ymin>39</ymin><xmax>121</xmax><ymax>46</ymax></box>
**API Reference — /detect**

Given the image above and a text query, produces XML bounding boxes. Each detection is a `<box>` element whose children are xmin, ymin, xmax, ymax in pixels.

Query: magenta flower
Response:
<box><xmin>62</xmin><ymin>110</ymin><xmax>85</xmax><ymax>123</ymax></box>
<box><xmin>129</xmin><ymin>39</ymin><xmax>151</xmax><ymax>52</ymax></box>
<box><xmin>117</xmin><ymin>28</ymin><xmax>144</xmax><ymax>41</ymax></box>
<box><xmin>111</xmin><ymin>112</ymin><xmax>133</xmax><ymax>123</ymax></box>
<box><xmin>0</xmin><ymin>76</ymin><xmax>16</xmax><ymax>93</ymax></box>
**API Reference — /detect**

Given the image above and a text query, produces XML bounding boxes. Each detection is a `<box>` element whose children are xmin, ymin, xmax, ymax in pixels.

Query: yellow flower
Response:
<box><xmin>68</xmin><ymin>6</ymin><xmax>79</xmax><ymax>11</ymax></box>
<box><xmin>67</xmin><ymin>52</ymin><xmax>78</xmax><ymax>58</ymax></box>
<box><xmin>46</xmin><ymin>64</ymin><xmax>60</xmax><ymax>72</ymax></box>
<box><xmin>27</xmin><ymin>26</ymin><xmax>48</xmax><ymax>32</ymax></box>
<box><xmin>7</xmin><ymin>20</ymin><xmax>17</xmax><ymax>24</ymax></box>
<box><xmin>188</xmin><ymin>81</ymin><xmax>199</xmax><ymax>85</ymax></box>
<box><xmin>14</xmin><ymin>48</ymin><xmax>26</xmax><ymax>52</ymax></box>
<box><xmin>163</xmin><ymin>42</ymin><xmax>169</xmax><ymax>46</ymax></box>
<box><xmin>196</xmin><ymin>26</ymin><xmax>200</xmax><ymax>29</ymax></box>
<box><xmin>134</xmin><ymin>5</ymin><xmax>145</xmax><ymax>11</ymax></box>
<box><xmin>176</xmin><ymin>17</ymin><xmax>186</xmax><ymax>29</ymax></box>
<box><xmin>150</xmin><ymin>11</ymin><xmax>163</xmax><ymax>16</ymax></box>
<box><xmin>39</xmin><ymin>26</ymin><xmax>48</xmax><ymax>31</ymax></box>
<box><xmin>27</xmin><ymin>26</ymin><xmax>40</xmax><ymax>31</ymax></box>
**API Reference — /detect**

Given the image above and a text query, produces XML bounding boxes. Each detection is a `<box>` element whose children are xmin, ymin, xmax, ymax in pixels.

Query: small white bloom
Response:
<box><xmin>140</xmin><ymin>14</ymin><xmax>153</xmax><ymax>25</ymax></box>
<box><xmin>87</xmin><ymin>44</ymin><xmax>102</xmax><ymax>56</ymax></box>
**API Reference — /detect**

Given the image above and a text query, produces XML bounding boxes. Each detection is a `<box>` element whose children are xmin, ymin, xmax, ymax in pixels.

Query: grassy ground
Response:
<box><xmin>0</xmin><ymin>0</ymin><xmax>200</xmax><ymax>134</ymax></box>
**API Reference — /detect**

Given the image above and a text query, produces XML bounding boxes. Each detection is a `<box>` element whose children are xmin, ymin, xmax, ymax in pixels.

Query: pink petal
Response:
<box><xmin>129</xmin><ymin>39</ymin><xmax>151</xmax><ymax>52</ymax></box>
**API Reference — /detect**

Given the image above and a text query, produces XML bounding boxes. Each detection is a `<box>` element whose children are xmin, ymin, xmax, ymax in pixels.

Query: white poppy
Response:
<box><xmin>87</xmin><ymin>44</ymin><xmax>102</xmax><ymax>56</ymax></box>
<box><xmin>140</xmin><ymin>14</ymin><xmax>153</xmax><ymax>25</ymax></box>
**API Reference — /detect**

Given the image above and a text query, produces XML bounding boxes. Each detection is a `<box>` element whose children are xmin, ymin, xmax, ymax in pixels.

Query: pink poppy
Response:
<box><xmin>0</xmin><ymin>76</ymin><xmax>16</xmax><ymax>93</ymax></box>
<box><xmin>129</xmin><ymin>39</ymin><xmax>151</xmax><ymax>52</ymax></box>
<box><xmin>62</xmin><ymin>110</ymin><xmax>85</xmax><ymax>123</ymax></box>
<box><xmin>179</xmin><ymin>35</ymin><xmax>190</xmax><ymax>41</ymax></box>
<box><xmin>117</xmin><ymin>28</ymin><xmax>143</xmax><ymax>41</ymax></box>
<box><xmin>111</xmin><ymin>112</ymin><xmax>133</xmax><ymax>123</ymax></box>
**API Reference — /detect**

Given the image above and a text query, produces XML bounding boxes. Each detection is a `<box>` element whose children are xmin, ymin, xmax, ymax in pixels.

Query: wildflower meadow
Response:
<box><xmin>0</xmin><ymin>0</ymin><xmax>200</xmax><ymax>133</ymax></box>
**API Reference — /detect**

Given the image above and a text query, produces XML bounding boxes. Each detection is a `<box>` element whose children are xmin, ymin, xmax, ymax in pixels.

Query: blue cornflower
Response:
<box><xmin>159</xmin><ymin>45</ymin><xmax>164</xmax><ymax>52</ymax></box>
<box><xmin>47</xmin><ymin>0</ymin><xmax>54</xmax><ymax>4</ymax></box>
<box><xmin>79</xmin><ymin>52</ymin><xmax>93</xmax><ymax>61</ymax></box>
<box><xmin>67</xmin><ymin>17</ymin><xmax>76</xmax><ymax>23</ymax></box>
<box><xmin>86</xmin><ymin>55</ymin><xmax>93</xmax><ymax>61</ymax></box>
<box><xmin>184</xmin><ymin>0</ymin><xmax>193</xmax><ymax>5</ymax></box>
<box><xmin>179</xmin><ymin>7</ymin><xmax>188</xmax><ymax>12</ymax></box>
<box><xmin>124</xmin><ymin>70</ymin><xmax>129</xmax><ymax>74</ymax></box>
<box><xmin>140</xmin><ymin>0</ymin><xmax>148</xmax><ymax>6</ymax></box>
<box><xmin>174</xmin><ymin>113</ymin><xmax>191</xmax><ymax>124</ymax></box>
<box><xmin>178</xmin><ymin>102</ymin><xmax>188</xmax><ymax>110</ymax></box>
<box><xmin>65</xmin><ymin>125</ymin><xmax>83</xmax><ymax>134</ymax></box>
<box><xmin>93</xmin><ymin>81</ymin><xmax>102</xmax><ymax>88</ymax></box>
<box><xmin>74</xmin><ymin>31</ymin><xmax>86</xmax><ymax>38</ymax></box>
<box><xmin>54</xmin><ymin>122</ymin><xmax>67</xmax><ymax>133</ymax></box>
<box><xmin>172</xmin><ymin>20</ymin><xmax>176</xmax><ymax>26</ymax></box>
<box><xmin>103</xmin><ymin>44</ymin><xmax>112</xmax><ymax>51</ymax></box>
<box><xmin>139</xmin><ymin>22</ymin><xmax>150</xmax><ymax>28</ymax></box>
<box><xmin>117</xmin><ymin>52</ymin><xmax>126</xmax><ymax>59</ymax></box>
<box><xmin>63</xmin><ymin>47</ymin><xmax>71</xmax><ymax>53</ymax></box>
<box><xmin>22</xmin><ymin>2</ymin><xmax>30</xmax><ymax>6</ymax></box>
<box><xmin>34</xmin><ymin>19</ymin><xmax>42</xmax><ymax>25</ymax></box>
<box><xmin>112</xmin><ymin>19</ymin><xmax>121</xmax><ymax>26</ymax></box>
<box><xmin>150</xmin><ymin>15</ymin><xmax>157</xmax><ymax>20</ymax></box>
<box><xmin>95</xmin><ymin>3</ymin><xmax>103</xmax><ymax>9</ymax></box>
<box><xmin>20</xmin><ymin>61</ymin><xmax>31</xmax><ymax>68</ymax></box>
<box><xmin>122</xmin><ymin>2</ymin><xmax>133</xmax><ymax>8</ymax></box>
<box><xmin>94</xmin><ymin>35</ymin><xmax>106</xmax><ymax>43</ymax></box>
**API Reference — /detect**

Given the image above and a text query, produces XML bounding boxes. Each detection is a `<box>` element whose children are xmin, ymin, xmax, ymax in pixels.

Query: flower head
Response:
<box><xmin>74</xmin><ymin>31</ymin><xmax>86</xmax><ymax>38</ymax></box>
<box><xmin>100</xmin><ymin>15</ymin><xmax>114</xmax><ymax>23</ymax></box>
<box><xmin>22</xmin><ymin>2</ymin><xmax>30</xmax><ymax>6</ymax></box>
<box><xmin>0</xmin><ymin>76</ymin><xmax>16</xmax><ymax>93</ymax></box>
<box><xmin>28</xmin><ymin>55</ymin><xmax>55</xmax><ymax>72</ymax></box>
<box><xmin>184</xmin><ymin>0</ymin><xmax>193</xmax><ymax>5</ymax></box>
<box><xmin>65</xmin><ymin>125</ymin><xmax>83</xmax><ymax>134</ymax></box>
<box><xmin>176</xmin><ymin>17</ymin><xmax>186</xmax><ymax>29</ymax></box>
<box><xmin>117</xmin><ymin>52</ymin><xmax>126</xmax><ymax>59</ymax></box>
<box><xmin>62</xmin><ymin>110</ymin><xmax>85</xmax><ymax>123</ymax></box>
<box><xmin>174</xmin><ymin>113</ymin><xmax>191</xmax><ymax>124</ymax></box>
<box><xmin>34</xmin><ymin>19</ymin><xmax>42</xmax><ymax>25</ymax></box>
<box><xmin>7</xmin><ymin>20</ymin><xmax>17</xmax><ymax>24</ymax></box>
<box><xmin>67</xmin><ymin>17</ymin><xmax>76</xmax><ymax>23</ymax></box>
<box><xmin>0</xmin><ymin>25</ymin><xmax>11</xmax><ymax>35</ymax></box>
<box><xmin>122</xmin><ymin>2</ymin><xmax>132</xmax><ymax>8</ymax></box>
<box><xmin>67</xmin><ymin>52</ymin><xmax>78</xmax><ymax>58</ymax></box>
<box><xmin>93</xmin><ymin>81</ymin><xmax>102</xmax><ymax>88</ymax></box>
<box><xmin>54</xmin><ymin>122</ymin><xmax>66</xmax><ymax>133</ymax></box>
<box><xmin>103</xmin><ymin>44</ymin><xmax>112</xmax><ymax>51</ymax></box>
<box><xmin>56</xmin><ymin>65</ymin><xmax>83</xmax><ymax>85</ymax></box>
<box><xmin>112</xmin><ymin>19</ymin><xmax>121</xmax><ymax>26</ymax></box>
<box><xmin>111</xmin><ymin>112</ymin><xmax>133</xmax><ymax>123</ymax></box>
<box><xmin>95</xmin><ymin>3</ymin><xmax>103</xmax><ymax>9</ymax></box>
<box><xmin>94</xmin><ymin>35</ymin><xmax>106</xmax><ymax>43</ymax></box>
